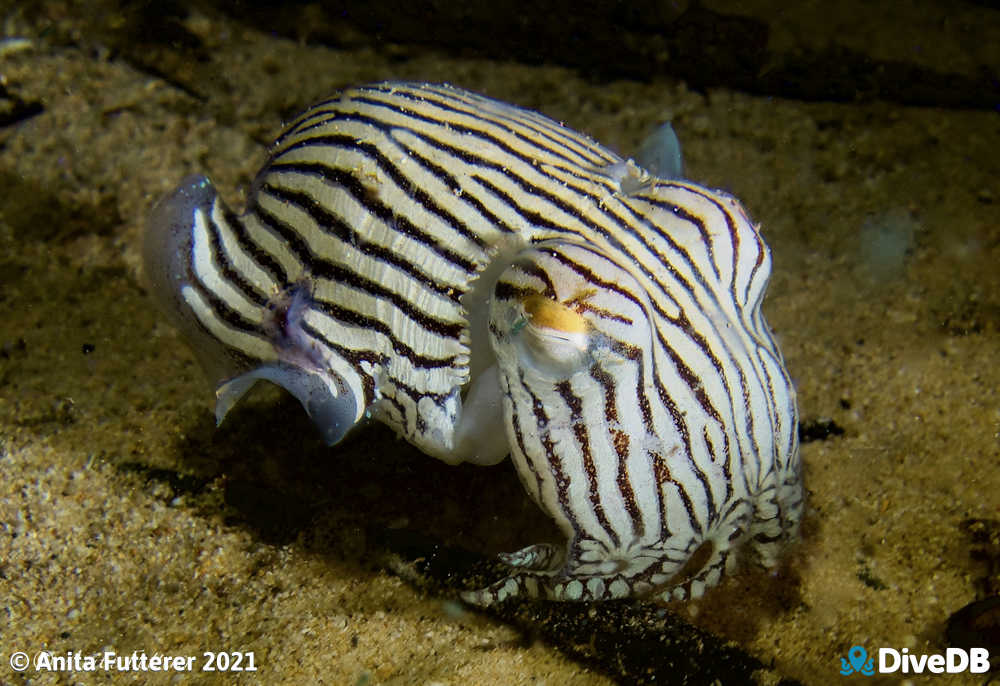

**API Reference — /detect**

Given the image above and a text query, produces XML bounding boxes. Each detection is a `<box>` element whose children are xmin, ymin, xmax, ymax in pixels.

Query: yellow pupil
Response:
<box><xmin>522</xmin><ymin>295</ymin><xmax>590</xmax><ymax>335</ymax></box>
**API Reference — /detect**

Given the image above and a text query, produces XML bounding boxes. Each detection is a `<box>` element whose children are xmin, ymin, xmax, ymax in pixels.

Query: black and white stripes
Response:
<box><xmin>145</xmin><ymin>81</ymin><xmax>801</xmax><ymax>604</ymax></box>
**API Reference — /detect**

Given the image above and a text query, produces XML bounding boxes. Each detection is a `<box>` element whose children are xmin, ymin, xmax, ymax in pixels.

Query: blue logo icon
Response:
<box><xmin>840</xmin><ymin>645</ymin><xmax>875</xmax><ymax>676</ymax></box>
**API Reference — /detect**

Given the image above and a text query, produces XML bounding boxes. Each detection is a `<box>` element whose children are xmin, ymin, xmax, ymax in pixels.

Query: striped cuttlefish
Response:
<box><xmin>144</xmin><ymin>81</ymin><xmax>802</xmax><ymax>605</ymax></box>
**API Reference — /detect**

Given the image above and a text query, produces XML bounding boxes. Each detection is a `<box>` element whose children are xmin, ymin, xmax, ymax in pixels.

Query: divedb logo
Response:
<box><xmin>839</xmin><ymin>645</ymin><xmax>991</xmax><ymax>676</ymax></box>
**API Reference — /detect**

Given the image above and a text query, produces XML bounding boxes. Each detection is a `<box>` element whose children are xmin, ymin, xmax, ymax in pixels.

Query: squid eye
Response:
<box><xmin>511</xmin><ymin>295</ymin><xmax>596</xmax><ymax>376</ymax></box>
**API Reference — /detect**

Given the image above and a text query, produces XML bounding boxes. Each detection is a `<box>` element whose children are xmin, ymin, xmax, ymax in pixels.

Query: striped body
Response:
<box><xmin>145</xmin><ymin>82</ymin><xmax>801</xmax><ymax>604</ymax></box>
